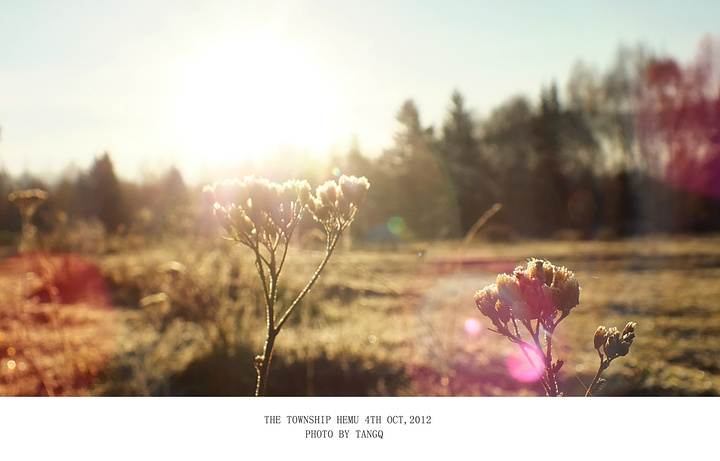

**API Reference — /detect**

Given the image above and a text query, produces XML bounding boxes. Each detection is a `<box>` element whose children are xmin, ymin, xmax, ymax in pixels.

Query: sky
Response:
<box><xmin>1</xmin><ymin>1</ymin><xmax>719</xmax><ymax>185</ymax></box>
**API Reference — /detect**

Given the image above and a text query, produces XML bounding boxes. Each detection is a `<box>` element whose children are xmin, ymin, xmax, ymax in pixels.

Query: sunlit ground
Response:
<box><xmin>2</xmin><ymin>234</ymin><xmax>720</xmax><ymax>396</ymax></box>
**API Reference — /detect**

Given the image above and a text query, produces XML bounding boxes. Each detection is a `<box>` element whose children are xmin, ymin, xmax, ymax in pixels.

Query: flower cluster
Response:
<box><xmin>474</xmin><ymin>258</ymin><xmax>637</xmax><ymax>396</ymax></box>
<box><xmin>203</xmin><ymin>174</ymin><xmax>369</xmax><ymax>396</ymax></box>
<box><xmin>204</xmin><ymin>175</ymin><xmax>369</xmax><ymax>249</ymax></box>
<box><xmin>203</xmin><ymin>176</ymin><xmax>311</xmax><ymax>249</ymax></box>
<box><xmin>308</xmin><ymin>175</ymin><xmax>370</xmax><ymax>234</ymax></box>
<box><xmin>8</xmin><ymin>188</ymin><xmax>49</xmax><ymax>217</ymax></box>
<box><xmin>474</xmin><ymin>258</ymin><xmax>580</xmax><ymax>336</ymax></box>
<box><xmin>594</xmin><ymin>322</ymin><xmax>637</xmax><ymax>361</ymax></box>
<box><xmin>473</xmin><ymin>259</ymin><xmax>580</xmax><ymax>396</ymax></box>
<box><xmin>9</xmin><ymin>188</ymin><xmax>49</xmax><ymax>253</ymax></box>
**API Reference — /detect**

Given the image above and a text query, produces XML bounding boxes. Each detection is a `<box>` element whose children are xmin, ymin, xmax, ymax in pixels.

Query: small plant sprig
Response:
<box><xmin>586</xmin><ymin>322</ymin><xmax>637</xmax><ymax>396</ymax></box>
<box><xmin>9</xmin><ymin>188</ymin><xmax>48</xmax><ymax>253</ymax></box>
<box><xmin>204</xmin><ymin>174</ymin><xmax>369</xmax><ymax>396</ymax></box>
<box><xmin>474</xmin><ymin>258</ymin><xmax>636</xmax><ymax>396</ymax></box>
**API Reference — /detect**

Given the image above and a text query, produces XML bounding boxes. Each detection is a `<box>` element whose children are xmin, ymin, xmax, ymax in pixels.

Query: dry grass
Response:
<box><xmin>2</xmin><ymin>234</ymin><xmax>720</xmax><ymax>396</ymax></box>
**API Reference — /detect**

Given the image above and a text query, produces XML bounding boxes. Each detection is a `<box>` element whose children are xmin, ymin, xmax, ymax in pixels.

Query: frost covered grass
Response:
<box><xmin>2</xmin><ymin>234</ymin><xmax>720</xmax><ymax>396</ymax></box>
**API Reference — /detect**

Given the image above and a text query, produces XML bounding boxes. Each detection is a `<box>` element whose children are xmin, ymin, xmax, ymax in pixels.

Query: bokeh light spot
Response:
<box><xmin>7</xmin><ymin>347</ymin><xmax>15</xmax><ymax>357</ymax></box>
<box><xmin>7</xmin><ymin>360</ymin><xmax>16</xmax><ymax>371</ymax></box>
<box><xmin>331</xmin><ymin>167</ymin><xmax>342</xmax><ymax>177</ymax></box>
<box><xmin>506</xmin><ymin>347</ymin><xmax>544</xmax><ymax>382</ymax></box>
<box><xmin>387</xmin><ymin>216</ymin><xmax>406</xmax><ymax>236</ymax></box>
<box><xmin>464</xmin><ymin>318</ymin><xmax>482</xmax><ymax>337</ymax></box>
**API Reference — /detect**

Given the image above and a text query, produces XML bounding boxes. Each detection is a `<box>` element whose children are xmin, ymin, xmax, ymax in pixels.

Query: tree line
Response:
<box><xmin>3</xmin><ymin>35</ymin><xmax>720</xmax><ymax>246</ymax></box>
<box><xmin>347</xmin><ymin>34</ymin><xmax>720</xmax><ymax>241</ymax></box>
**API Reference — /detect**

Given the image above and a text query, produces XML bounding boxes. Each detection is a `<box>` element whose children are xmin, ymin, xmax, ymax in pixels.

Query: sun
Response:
<box><xmin>168</xmin><ymin>34</ymin><xmax>341</xmax><ymax>167</ymax></box>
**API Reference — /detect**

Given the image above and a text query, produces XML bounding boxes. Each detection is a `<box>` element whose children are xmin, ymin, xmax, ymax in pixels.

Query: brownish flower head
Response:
<box><xmin>549</xmin><ymin>265</ymin><xmax>580</xmax><ymax>314</ymax></box>
<box><xmin>497</xmin><ymin>272</ymin><xmax>541</xmax><ymax>320</ymax></box>
<box><xmin>477</xmin><ymin>259</ymin><xmax>580</xmax><ymax>325</ymax></box>
<box><xmin>602</xmin><ymin>322</ymin><xmax>636</xmax><ymax>360</ymax></box>
<box><xmin>621</xmin><ymin>321</ymin><xmax>637</xmax><ymax>342</ymax></box>
<box><xmin>594</xmin><ymin>325</ymin><xmax>607</xmax><ymax>350</ymax></box>
<box><xmin>474</xmin><ymin>285</ymin><xmax>513</xmax><ymax>335</ymax></box>
<box><xmin>8</xmin><ymin>188</ymin><xmax>49</xmax><ymax>218</ymax></box>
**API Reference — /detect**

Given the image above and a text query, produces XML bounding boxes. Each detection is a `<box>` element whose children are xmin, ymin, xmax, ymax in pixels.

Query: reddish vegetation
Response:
<box><xmin>0</xmin><ymin>253</ymin><xmax>115</xmax><ymax>396</ymax></box>
<box><xmin>0</xmin><ymin>253</ymin><xmax>111</xmax><ymax>306</ymax></box>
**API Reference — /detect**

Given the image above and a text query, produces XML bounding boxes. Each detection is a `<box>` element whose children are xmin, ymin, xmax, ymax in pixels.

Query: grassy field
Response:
<box><xmin>2</xmin><ymin>233</ymin><xmax>720</xmax><ymax>396</ymax></box>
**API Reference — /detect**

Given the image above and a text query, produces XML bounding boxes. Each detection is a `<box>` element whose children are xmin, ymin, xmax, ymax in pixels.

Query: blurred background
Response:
<box><xmin>1</xmin><ymin>1</ymin><xmax>720</xmax><ymax>396</ymax></box>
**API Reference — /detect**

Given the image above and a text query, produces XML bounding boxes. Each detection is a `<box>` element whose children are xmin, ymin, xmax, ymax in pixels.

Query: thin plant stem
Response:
<box><xmin>255</xmin><ymin>230</ymin><xmax>342</xmax><ymax>396</ymax></box>
<box><xmin>276</xmin><ymin>232</ymin><xmax>340</xmax><ymax>331</ymax></box>
<box><xmin>543</xmin><ymin>327</ymin><xmax>559</xmax><ymax>396</ymax></box>
<box><xmin>586</xmin><ymin>353</ymin><xmax>609</xmax><ymax>397</ymax></box>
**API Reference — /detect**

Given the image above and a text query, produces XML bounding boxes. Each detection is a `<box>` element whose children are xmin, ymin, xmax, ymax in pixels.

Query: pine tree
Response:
<box><xmin>439</xmin><ymin>90</ymin><xmax>493</xmax><ymax>236</ymax></box>
<box><xmin>378</xmin><ymin>100</ymin><xmax>459</xmax><ymax>239</ymax></box>
<box><xmin>75</xmin><ymin>152</ymin><xmax>129</xmax><ymax>232</ymax></box>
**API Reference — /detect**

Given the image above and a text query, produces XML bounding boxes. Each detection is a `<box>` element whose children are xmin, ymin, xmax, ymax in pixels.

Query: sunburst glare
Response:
<box><xmin>168</xmin><ymin>33</ymin><xmax>342</xmax><ymax>166</ymax></box>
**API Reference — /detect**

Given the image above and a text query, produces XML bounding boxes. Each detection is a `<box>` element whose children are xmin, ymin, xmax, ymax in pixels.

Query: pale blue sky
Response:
<box><xmin>1</xmin><ymin>1</ymin><xmax>719</xmax><ymax>184</ymax></box>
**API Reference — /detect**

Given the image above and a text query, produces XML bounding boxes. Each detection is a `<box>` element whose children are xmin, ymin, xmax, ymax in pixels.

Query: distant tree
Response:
<box><xmin>566</xmin><ymin>60</ymin><xmax>602</xmax><ymax>117</ymax></box>
<box><xmin>145</xmin><ymin>166</ymin><xmax>191</xmax><ymax>234</ymax></box>
<box><xmin>74</xmin><ymin>152</ymin><xmax>130</xmax><ymax>233</ymax></box>
<box><xmin>378</xmin><ymin>100</ymin><xmax>458</xmax><ymax>239</ymax></box>
<box><xmin>634</xmin><ymin>38</ymin><xmax>720</xmax><ymax>231</ymax></box>
<box><xmin>0</xmin><ymin>170</ymin><xmax>19</xmax><ymax>236</ymax></box>
<box><xmin>333</xmin><ymin>139</ymin><xmax>376</xmax><ymax>241</ymax></box>
<box><xmin>439</xmin><ymin>90</ymin><xmax>493</xmax><ymax>236</ymax></box>
<box><xmin>530</xmin><ymin>82</ymin><xmax>570</xmax><ymax>235</ymax></box>
<box><xmin>480</xmin><ymin>95</ymin><xmax>536</xmax><ymax>235</ymax></box>
<box><xmin>344</xmin><ymin>137</ymin><xmax>373</xmax><ymax>178</ymax></box>
<box><xmin>600</xmin><ymin>44</ymin><xmax>652</xmax><ymax>172</ymax></box>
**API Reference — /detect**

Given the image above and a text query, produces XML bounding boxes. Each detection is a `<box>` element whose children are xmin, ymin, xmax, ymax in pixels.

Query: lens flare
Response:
<box><xmin>506</xmin><ymin>347</ymin><xmax>544</xmax><ymax>382</ymax></box>
<box><xmin>331</xmin><ymin>167</ymin><xmax>342</xmax><ymax>177</ymax></box>
<box><xmin>387</xmin><ymin>216</ymin><xmax>406</xmax><ymax>236</ymax></box>
<box><xmin>464</xmin><ymin>318</ymin><xmax>482</xmax><ymax>337</ymax></box>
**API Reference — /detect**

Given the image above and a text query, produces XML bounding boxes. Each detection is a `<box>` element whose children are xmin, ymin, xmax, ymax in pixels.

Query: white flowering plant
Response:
<box><xmin>204</xmin><ymin>175</ymin><xmax>369</xmax><ymax>396</ymax></box>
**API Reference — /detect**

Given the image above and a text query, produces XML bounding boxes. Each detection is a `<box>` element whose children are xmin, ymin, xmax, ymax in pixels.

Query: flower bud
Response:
<box><xmin>594</xmin><ymin>326</ymin><xmax>607</xmax><ymax>350</ymax></box>
<box><xmin>621</xmin><ymin>321</ymin><xmax>637</xmax><ymax>342</ymax></box>
<box><xmin>603</xmin><ymin>327</ymin><xmax>623</xmax><ymax>359</ymax></box>
<box><xmin>526</xmin><ymin>258</ymin><xmax>553</xmax><ymax>285</ymax></box>
<box><xmin>339</xmin><ymin>175</ymin><xmax>370</xmax><ymax>205</ymax></box>
<box><xmin>317</xmin><ymin>181</ymin><xmax>338</xmax><ymax>207</ymax></box>
<box><xmin>496</xmin><ymin>273</ymin><xmax>522</xmax><ymax>305</ymax></box>
<box><xmin>474</xmin><ymin>287</ymin><xmax>500</xmax><ymax>323</ymax></box>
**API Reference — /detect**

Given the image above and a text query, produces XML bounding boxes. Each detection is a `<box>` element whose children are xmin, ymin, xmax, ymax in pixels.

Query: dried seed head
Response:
<box><xmin>479</xmin><ymin>259</ymin><xmax>580</xmax><ymax>325</ymax></box>
<box><xmin>622</xmin><ymin>321</ymin><xmax>637</xmax><ymax>342</ymax></box>
<box><xmin>604</xmin><ymin>327</ymin><xmax>621</xmax><ymax>358</ymax></box>
<box><xmin>474</xmin><ymin>285</ymin><xmax>511</xmax><ymax>330</ymax></box>
<box><xmin>317</xmin><ymin>180</ymin><xmax>338</xmax><ymax>207</ymax></box>
<box><xmin>310</xmin><ymin>175</ymin><xmax>370</xmax><ymax>226</ymax></box>
<box><xmin>8</xmin><ymin>188</ymin><xmax>49</xmax><ymax>217</ymax></box>
<box><xmin>602</xmin><ymin>323</ymin><xmax>636</xmax><ymax>360</ymax></box>
<box><xmin>474</xmin><ymin>287</ymin><xmax>500</xmax><ymax>322</ymax></box>
<box><xmin>205</xmin><ymin>176</ymin><xmax>312</xmax><ymax>245</ymax></box>
<box><xmin>339</xmin><ymin>175</ymin><xmax>370</xmax><ymax>205</ymax></box>
<box><xmin>594</xmin><ymin>325</ymin><xmax>607</xmax><ymax>350</ymax></box>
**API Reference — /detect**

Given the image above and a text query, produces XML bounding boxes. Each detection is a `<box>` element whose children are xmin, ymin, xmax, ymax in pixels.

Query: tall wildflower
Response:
<box><xmin>204</xmin><ymin>175</ymin><xmax>369</xmax><ymax>396</ymax></box>
<box><xmin>474</xmin><ymin>258</ymin><xmax>635</xmax><ymax>396</ymax></box>
<box><xmin>9</xmin><ymin>189</ymin><xmax>48</xmax><ymax>253</ymax></box>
